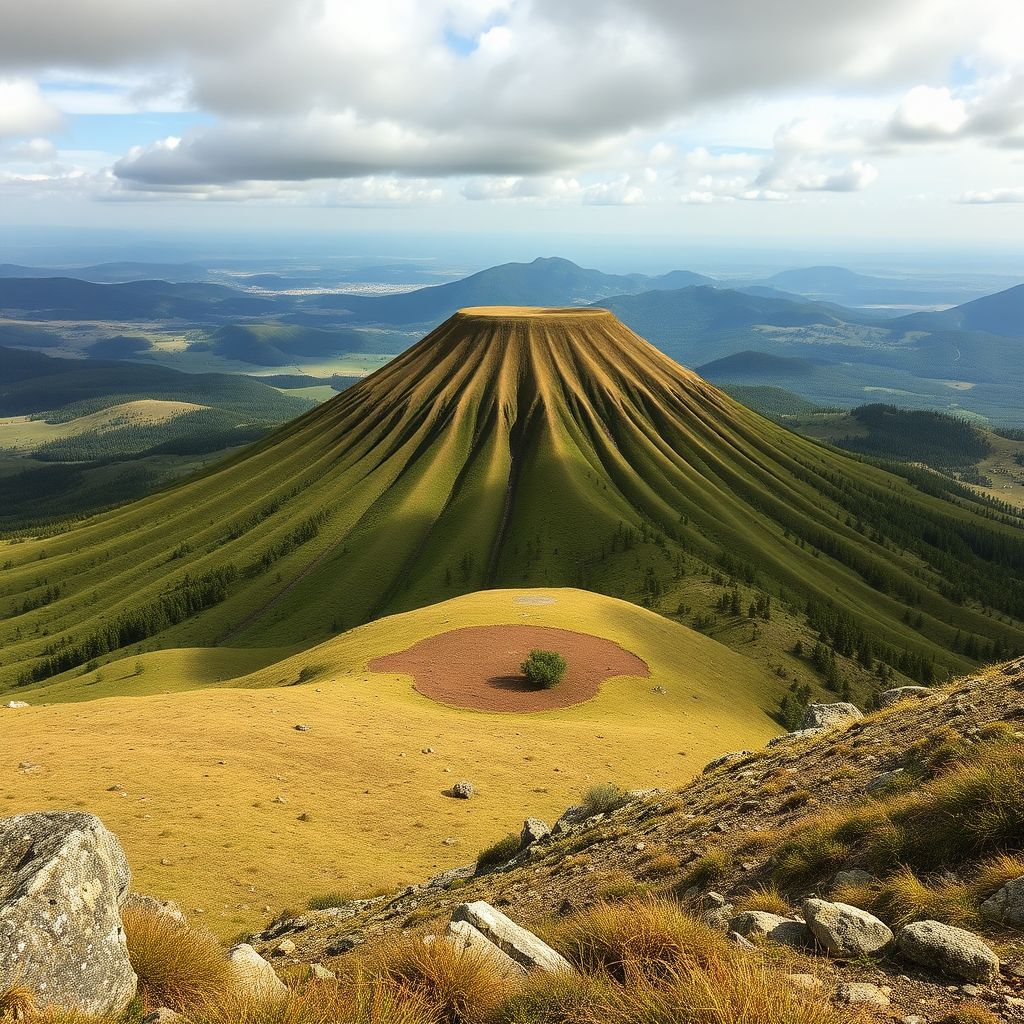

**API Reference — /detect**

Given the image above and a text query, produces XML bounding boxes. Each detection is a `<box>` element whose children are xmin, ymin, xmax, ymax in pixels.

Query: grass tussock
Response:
<box><xmin>582</xmin><ymin>784</ymin><xmax>628</xmax><ymax>817</ymax></box>
<box><xmin>306</xmin><ymin>891</ymin><xmax>351</xmax><ymax>911</ymax></box>
<box><xmin>773</xmin><ymin>739</ymin><xmax>1024</xmax><ymax>889</ymax></box>
<box><xmin>833</xmin><ymin>854</ymin><xmax>1024</xmax><ymax>930</ymax></box>
<box><xmin>546</xmin><ymin>897</ymin><xmax>714</xmax><ymax>985</ymax></box>
<box><xmin>121</xmin><ymin>902</ymin><xmax>234</xmax><ymax>1012</ymax></box>
<box><xmin>521</xmin><ymin>898</ymin><xmax>856</xmax><ymax>1024</ymax></box>
<box><xmin>193</xmin><ymin>978</ymin><xmax>437</xmax><ymax>1024</ymax></box>
<box><xmin>0</xmin><ymin>986</ymin><xmax>36</xmax><ymax>1023</ymax></box>
<box><xmin>677</xmin><ymin>847</ymin><xmax>732</xmax><ymax>893</ymax></box>
<box><xmin>368</xmin><ymin>933</ymin><xmax>508</xmax><ymax>1024</ymax></box>
<box><xmin>733</xmin><ymin>884</ymin><xmax>792</xmax><ymax>917</ymax></box>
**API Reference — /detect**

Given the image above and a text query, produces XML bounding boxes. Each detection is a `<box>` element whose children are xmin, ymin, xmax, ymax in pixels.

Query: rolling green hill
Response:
<box><xmin>2</xmin><ymin>307</ymin><xmax>1022</xmax><ymax>700</ymax></box>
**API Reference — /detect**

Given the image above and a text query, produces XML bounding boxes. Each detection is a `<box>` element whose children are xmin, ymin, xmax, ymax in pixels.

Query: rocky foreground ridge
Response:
<box><xmin>4</xmin><ymin>659</ymin><xmax>1024</xmax><ymax>1022</ymax></box>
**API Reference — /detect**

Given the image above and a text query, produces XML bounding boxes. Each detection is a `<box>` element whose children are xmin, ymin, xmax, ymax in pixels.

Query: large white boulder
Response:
<box><xmin>450</xmin><ymin>901</ymin><xmax>573</xmax><ymax>973</ymax></box>
<box><xmin>0</xmin><ymin>811</ymin><xmax>137</xmax><ymax>1016</ymax></box>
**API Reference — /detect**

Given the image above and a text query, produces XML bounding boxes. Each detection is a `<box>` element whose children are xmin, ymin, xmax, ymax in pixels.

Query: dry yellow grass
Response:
<box><xmin>1</xmin><ymin>588</ymin><xmax>782</xmax><ymax>938</ymax></box>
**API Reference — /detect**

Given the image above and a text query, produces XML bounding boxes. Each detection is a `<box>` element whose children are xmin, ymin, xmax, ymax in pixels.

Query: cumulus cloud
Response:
<box><xmin>3</xmin><ymin>0</ymin><xmax>1022</xmax><ymax>205</ymax></box>
<box><xmin>0</xmin><ymin>79</ymin><xmax>64</xmax><ymax>139</ymax></box>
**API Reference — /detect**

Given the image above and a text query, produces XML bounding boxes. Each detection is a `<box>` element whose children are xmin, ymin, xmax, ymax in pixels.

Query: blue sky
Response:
<box><xmin>1</xmin><ymin>0</ymin><xmax>1022</xmax><ymax>249</ymax></box>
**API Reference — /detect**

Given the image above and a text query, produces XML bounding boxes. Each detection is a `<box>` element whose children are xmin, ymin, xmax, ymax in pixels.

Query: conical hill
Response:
<box><xmin>3</xmin><ymin>307</ymin><xmax>1022</xmax><ymax>694</ymax></box>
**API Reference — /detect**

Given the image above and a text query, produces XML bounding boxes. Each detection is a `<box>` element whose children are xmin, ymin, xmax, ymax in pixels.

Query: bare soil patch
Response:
<box><xmin>369</xmin><ymin>625</ymin><xmax>649</xmax><ymax>712</ymax></box>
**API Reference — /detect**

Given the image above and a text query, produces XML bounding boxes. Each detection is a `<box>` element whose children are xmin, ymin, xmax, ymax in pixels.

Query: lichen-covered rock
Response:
<box><xmin>519</xmin><ymin>818</ymin><xmax>550</xmax><ymax>850</ymax></box>
<box><xmin>727</xmin><ymin>911</ymin><xmax>811</xmax><ymax>948</ymax></box>
<box><xmin>897</xmin><ymin>920</ymin><xmax>1000</xmax><ymax>983</ymax></box>
<box><xmin>225</xmin><ymin>943</ymin><xmax>288</xmax><ymax>1000</ymax></box>
<box><xmin>451</xmin><ymin>901</ymin><xmax>574</xmax><ymax>973</ymax></box>
<box><xmin>865</xmin><ymin>769</ymin><xmax>906</xmax><ymax>794</ymax></box>
<box><xmin>802</xmin><ymin>898</ymin><xmax>893</xmax><ymax>957</ymax></box>
<box><xmin>552</xmin><ymin>805</ymin><xmax>592</xmax><ymax>835</ymax></box>
<box><xmin>980</xmin><ymin>874</ymin><xmax>1024</xmax><ymax>927</ymax></box>
<box><xmin>800</xmin><ymin>702</ymin><xmax>862</xmax><ymax>731</ymax></box>
<box><xmin>0</xmin><ymin>811</ymin><xmax>137</xmax><ymax>1016</ymax></box>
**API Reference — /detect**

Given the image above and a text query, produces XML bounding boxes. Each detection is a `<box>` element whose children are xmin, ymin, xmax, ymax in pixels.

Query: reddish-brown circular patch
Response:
<box><xmin>368</xmin><ymin>625</ymin><xmax>650</xmax><ymax>712</ymax></box>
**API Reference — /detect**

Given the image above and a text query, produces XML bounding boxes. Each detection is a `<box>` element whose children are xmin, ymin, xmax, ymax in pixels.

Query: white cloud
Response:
<box><xmin>890</xmin><ymin>86</ymin><xmax>967</xmax><ymax>139</ymax></box>
<box><xmin>4</xmin><ymin>138</ymin><xmax>58</xmax><ymax>162</ymax></box>
<box><xmin>0</xmin><ymin>79</ymin><xmax>65</xmax><ymax>139</ymax></box>
<box><xmin>954</xmin><ymin>186</ymin><xmax>1024</xmax><ymax>203</ymax></box>
<box><xmin>1</xmin><ymin>0</ymin><xmax>1021</xmax><ymax>215</ymax></box>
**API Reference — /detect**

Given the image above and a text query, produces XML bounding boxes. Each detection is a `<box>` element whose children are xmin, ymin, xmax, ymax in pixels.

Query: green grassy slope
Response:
<box><xmin>1</xmin><ymin>307</ymin><xmax>1023</xmax><ymax>697</ymax></box>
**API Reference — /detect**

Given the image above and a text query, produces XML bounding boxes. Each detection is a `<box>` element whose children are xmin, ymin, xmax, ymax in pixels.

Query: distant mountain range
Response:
<box><xmin>1</xmin><ymin>257</ymin><xmax>1021</xmax><ymax>424</ymax></box>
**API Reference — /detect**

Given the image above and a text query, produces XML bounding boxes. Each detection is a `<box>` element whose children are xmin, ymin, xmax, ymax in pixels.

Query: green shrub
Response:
<box><xmin>476</xmin><ymin>832</ymin><xmax>521</xmax><ymax>871</ymax></box>
<box><xmin>521</xmin><ymin>650</ymin><xmax>567</xmax><ymax>688</ymax></box>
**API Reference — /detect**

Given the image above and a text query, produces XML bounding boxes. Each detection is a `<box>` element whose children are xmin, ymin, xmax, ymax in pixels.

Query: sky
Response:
<box><xmin>1</xmin><ymin>0</ymin><xmax>1023</xmax><ymax>253</ymax></box>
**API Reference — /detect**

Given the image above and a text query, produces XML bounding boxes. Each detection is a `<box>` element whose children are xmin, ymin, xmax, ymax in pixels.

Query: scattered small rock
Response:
<box><xmin>309</xmin><ymin>963</ymin><xmax>336</xmax><ymax>980</ymax></box>
<box><xmin>141</xmin><ymin>1009</ymin><xmax>182</xmax><ymax>1024</ymax></box>
<box><xmin>4</xmin><ymin>701</ymin><xmax>29</xmax><ymax>708</ymax></box>
<box><xmin>785</xmin><ymin>973</ymin><xmax>823</xmax><ymax>992</ymax></box>
<box><xmin>422</xmin><ymin>747</ymin><xmax>434</xmax><ymax>753</ymax></box>
<box><xmin>294</xmin><ymin>724</ymin><xmax>311</xmax><ymax>731</ymax></box>
<box><xmin>324</xmin><ymin>934</ymin><xmax>365</xmax><ymax>955</ymax></box>
<box><xmin>834</xmin><ymin>982</ymin><xmax>890</xmax><ymax>1006</ymax></box>
<box><xmin>272</xmin><ymin>938</ymin><xmax>296</xmax><ymax>956</ymax></box>
<box><xmin>452</xmin><ymin>780</ymin><xmax>474</xmax><ymax>799</ymax></box>
<box><xmin>878</xmin><ymin>686</ymin><xmax>933</xmax><ymax>707</ymax></box>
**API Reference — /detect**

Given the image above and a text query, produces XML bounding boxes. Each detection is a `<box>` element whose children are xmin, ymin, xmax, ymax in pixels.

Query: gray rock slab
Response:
<box><xmin>803</xmin><ymin>898</ymin><xmax>893</xmax><ymax>957</ymax></box>
<box><xmin>446</xmin><ymin>919</ymin><xmax>528</xmax><ymax>978</ymax></box>
<box><xmin>767</xmin><ymin>728</ymin><xmax>827</xmax><ymax>747</ymax></box>
<box><xmin>450</xmin><ymin>901</ymin><xmax>574</xmax><ymax>973</ymax></box>
<box><xmin>702</xmin><ymin>751</ymin><xmax>752</xmax><ymax>774</ymax></box>
<box><xmin>897</xmin><ymin>920</ymin><xmax>1000</xmax><ymax>983</ymax></box>
<box><xmin>0</xmin><ymin>811</ymin><xmax>136</xmax><ymax>1016</ymax></box>
<box><xmin>727</xmin><ymin>911</ymin><xmax>811</xmax><ymax>948</ymax></box>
